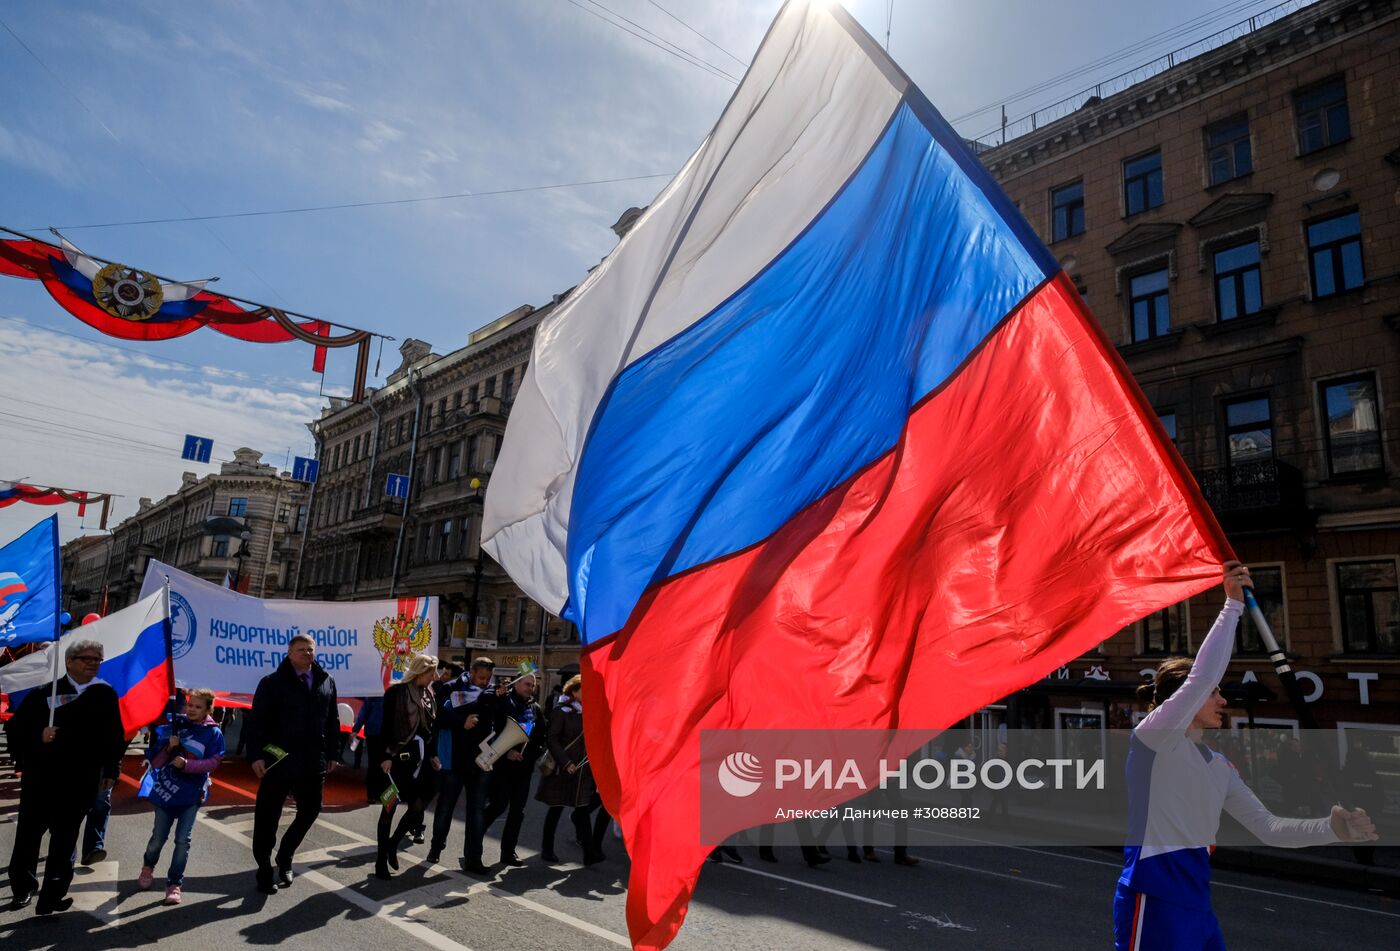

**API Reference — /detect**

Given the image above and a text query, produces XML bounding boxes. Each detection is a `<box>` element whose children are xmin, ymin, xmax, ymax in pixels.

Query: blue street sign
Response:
<box><xmin>385</xmin><ymin>473</ymin><xmax>410</xmax><ymax>499</ymax></box>
<box><xmin>181</xmin><ymin>434</ymin><xmax>213</xmax><ymax>463</ymax></box>
<box><xmin>291</xmin><ymin>456</ymin><xmax>319</xmax><ymax>483</ymax></box>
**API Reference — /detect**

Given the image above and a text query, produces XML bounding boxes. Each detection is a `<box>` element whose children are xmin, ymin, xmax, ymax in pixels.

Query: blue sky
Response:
<box><xmin>0</xmin><ymin>0</ymin><xmax>1289</xmax><ymax>545</ymax></box>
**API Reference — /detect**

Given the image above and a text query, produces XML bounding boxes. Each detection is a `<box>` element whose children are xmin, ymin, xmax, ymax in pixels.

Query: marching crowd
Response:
<box><xmin>3</xmin><ymin>632</ymin><xmax>611</xmax><ymax>913</ymax></box>
<box><xmin>3</xmin><ymin>571</ymin><xmax>1381</xmax><ymax>951</ymax></box>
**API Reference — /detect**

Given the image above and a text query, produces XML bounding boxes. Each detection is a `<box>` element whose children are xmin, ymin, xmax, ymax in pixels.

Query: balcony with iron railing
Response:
<box><xmin>1192</xmin><ymin>459</ymin><xmax>1307</xmax><ymax>531</ymax></box>
<box><xmin>341</xmin><ymin>499</ymin><xmax>404</xmax><ymax>537</ymax></box>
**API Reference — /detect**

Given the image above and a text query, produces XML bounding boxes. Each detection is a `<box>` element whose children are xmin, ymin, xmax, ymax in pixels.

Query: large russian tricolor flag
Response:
<box><xmin>82</xmin><ymin>590</ymin><xmax>174</xmax><ymax>732</ymax></box>
<box><xmin>483</xmin><ymin>3</ymin><xmax>1230</xmax><ymax>947</ymax></box>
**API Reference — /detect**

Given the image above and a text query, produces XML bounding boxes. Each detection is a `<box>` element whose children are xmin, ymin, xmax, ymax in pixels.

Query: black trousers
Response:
<box><xmin>483</xmin><ymin>766</ymin><xmax>533</xmax><ymax>858</ymax></box>
<box><xmin>252</xmin><ymin>767</ymin><xmax>325</xmax><ymax>871</ymax></box>
<box><xmin>8</xmin><ymin>775</ymin><xmax>92</xmax><ymax>900</ymax></box>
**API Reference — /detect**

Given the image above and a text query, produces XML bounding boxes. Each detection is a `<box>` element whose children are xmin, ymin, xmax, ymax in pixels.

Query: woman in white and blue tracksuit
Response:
<box><xmin>1115</xmin><ymin>563</ymin><xmax>1377</xmax><ymax>950</ymax></box>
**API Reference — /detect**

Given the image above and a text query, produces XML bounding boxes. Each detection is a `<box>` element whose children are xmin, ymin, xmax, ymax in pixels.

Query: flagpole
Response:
<box><xmin>46</xmin><ymin>625</ymin><xmax>62</xmax><ymax>729</ymax></box>
<box><xmin>46</xmin><ymin>514</ymin><xmax>63</xmax><ymax>728</ymax></box>
<box><xmin>1241</xmin><ymin>586</ymin><xmax>1315</xmax><ymax>730</ymax></box>
<box><xmin>163</xmin><ymin>576</ymin><xmax>181</xmax><ymax>717</ymax></box>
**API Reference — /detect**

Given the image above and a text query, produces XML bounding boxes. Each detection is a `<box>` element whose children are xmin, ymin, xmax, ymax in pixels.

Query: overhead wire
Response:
<box><xmin>0</xmin><ymin>12</ymin><xmax>294</xmax><ymax>308</ymax></box>
<box><xmin>561</xmin><ymin>0</ymin><xmax>741</xmax><ymax>84</ymax></box>
<box><xmin>35</xmin><ymin>173</ymin><xmax>676</xmax><ymax>231</ymax></box>
<box><xmin>949</xmin><ymin>0</ymin><xmax>1276</xmax><ymax>129</ymax></box>
<box><xmin>0</xmin><ymin>312</ymin><xmax>326</xmax><ymax>393</ymax></box>
<box><xmin>644</xmin><ymin>0</ymin><xmax>748</xmax><ymax>67</ymax></box>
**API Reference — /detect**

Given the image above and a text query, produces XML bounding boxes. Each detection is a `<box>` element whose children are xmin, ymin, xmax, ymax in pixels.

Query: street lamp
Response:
<box><xmin>466</xmin><ymin>478</ymin><xmax>485</xmax><ymax>646</ymax></box>
<box><xmin>233</xmin><ymin>530</ymin><xmax>252</xmax><ymax>593</ymax></box>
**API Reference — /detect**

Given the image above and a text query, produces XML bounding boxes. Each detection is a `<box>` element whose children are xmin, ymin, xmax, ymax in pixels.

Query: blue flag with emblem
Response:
<box><xmin>0</xmin><ymin>515</ymin><xmax>60</xmax><ymax>647</ymax></box>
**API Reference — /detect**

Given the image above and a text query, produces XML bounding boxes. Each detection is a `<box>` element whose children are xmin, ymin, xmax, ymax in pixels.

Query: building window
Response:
<box><xmin>1307</xmin><ymin>212</ymin><xmax>1363</xmax><ymax>299</ymax></box>
<box><xmin>496</xmin><ymin>600</ymin><xmax>508</xmax><ymax>641</ymax></box>
<box><xmin>277</xmin><ymin>502</ymin><xmax>291</xmax><ymax>523</ymax></box>
<box><xmin>1321</xmin><ymin>375</ymin><xmax>1383</xmax><ymax>477</ymax></box>
<box><xmin>466</xmin><ymin>433</ymin><xmax>480</xmax><ymax>472</ymax></box>
<box><xmin>438</xmin><ymin>520</ymin><xmax>453</xmax><ymax>560</ymax></box>
<box><xmin>228</xmin><ymin>497</ymin><xmax>248</xmax><ymax>517</ymax></box>
<box><xmin>502</xmin><ymin>369</ymin><xmax>515</xmax><ymax>402</ymax></box>
<box><xmin>1157</xmin><ymin>411</ymin><xmax>1177</xmax><ymax>443</ymax></box>
<box><xmin>1213</xmin><ymin>239</ymin><xmax>1262</xmax><ymax>321</ymax></box>
<box><xmin>1050</xmin><ymin>180</ymin><xmax>1084</xmax><ymax>242</ymax></box>
<box><xmin>1128</xmin><ymin>268</ymin><xmax>1170</xmax><ymax>342</ymax></box>
<box><xmin>1204</xmin><ymin>115</ymin><xmax>1251</xmax><ymax>185</ymax></box>
<box><xmin>293</xmin><ymin>504</ymin><xmax>307</xmax><ymax>533</ymax></box>
<box><xmin>485</xmin><ymin>376</ymin><xmax>497</xmax><ymax>398</ymax></box>
<box><xmin>491</xmin><ymin>433</ymin><xmax>504</xmax><ymax>465</ymax></box>
<box><xmin>1294</xmin><ymin>77</ymin><xmax>1349</xmax><ymax>154</ymax></box>
<box><xmin>1142</xmin><ymin>602</ymin><xmax>1188</xmax><ymax>654</ymax></box>
<box><xmin>1224</xmin><ymin>396</ymin><xmax>1273</xmax><ymax>466</ymax></box>
<box><xmin>397</xmin><ymin>416</ymin><xmax>407</xmax><ymax>444</ymax></box>
<box><xmin>517</xmin><ymin>598</ymin><xmax>530</xmax><ymax>640</ymax></box>
<box><xmin>448</xmin><ymin>441</ymin><xmax>463</xmax><ymax>480</ymax></box>
<box><xmin>468</xmin><ymin>383</ymin><xmax>479</xmax><ymax>405</ymax></box>
<box><xmin>1237</xmin><ymin>566</ymin><xmax>1285</xmax><ymax>653</ymax></box>
<box><xmin>212</xmin><ymin>535</ymin><xmax>229</xmax><ymax>557</ymax></box>
<box><xmin>1336</xmin><ymin>560</ymin><xmax>1398</xmax><ymax>654</ymax></box>
<box><xmin>1123</xmin><ymin>150</ymin><xmax>1163</xmax><ymax>216</ymax></box>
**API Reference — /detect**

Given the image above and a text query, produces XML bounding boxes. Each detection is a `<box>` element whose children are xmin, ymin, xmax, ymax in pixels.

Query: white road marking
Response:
<box><xmin>883</xmin><ymin>822</ymin><xmax>1400</xmax><ymax>918</ymax></box>
<box><xmin>201</xmin><ymin>773</ymin><xmax>632</xmax><ymax>945</ymax></box>
<box><xmin>68</xmin><ymin>858</ymin><xmax>121</xmax><ymax>927</ymax></box>
<box><xmin>719</xmin><ymin>863</ymin><xmax>896</xmax><ymax>907</ymax></box>
<box><xmin>867</xmin><ymin>847</ymin><xmax>1064</xmax><ymax>889</ymax></box>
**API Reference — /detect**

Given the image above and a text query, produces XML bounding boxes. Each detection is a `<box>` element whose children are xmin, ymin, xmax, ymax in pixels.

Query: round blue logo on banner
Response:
<box><xmin>169</xmin><ymin>591</ymin><xmax>197</xmax><ymax>660</ymax></box>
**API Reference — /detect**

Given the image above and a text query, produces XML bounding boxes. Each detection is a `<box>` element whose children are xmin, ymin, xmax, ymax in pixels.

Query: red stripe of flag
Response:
<box><xmin>583</xmin><ymin>274</ymin><xmax>1230</xmax><ymax>949</ymax></box>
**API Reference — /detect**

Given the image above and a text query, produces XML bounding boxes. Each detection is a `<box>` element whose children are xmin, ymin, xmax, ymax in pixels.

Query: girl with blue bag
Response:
<box><xmin>137</xmin><ymin>688</ymin><xmax>226</xmax><ymax>905</ymax></box>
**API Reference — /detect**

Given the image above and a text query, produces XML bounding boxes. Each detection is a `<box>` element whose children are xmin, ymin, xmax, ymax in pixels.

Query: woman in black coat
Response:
<box><xmin>534</xmin><ymin>676</ymin><xmax>599</xmax><ymax>864</ymax></box>
<box><xmin>375</xmin><ymin>654</ymin><xmax>439</xmax><ymax>879</ymax></box>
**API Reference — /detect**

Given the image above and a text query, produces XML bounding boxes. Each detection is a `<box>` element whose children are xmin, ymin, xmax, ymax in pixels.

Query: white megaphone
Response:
<box><xmin>475</xmin><ymin>717</ymin><xmax>530</xmax><ymax>772</ymax></box>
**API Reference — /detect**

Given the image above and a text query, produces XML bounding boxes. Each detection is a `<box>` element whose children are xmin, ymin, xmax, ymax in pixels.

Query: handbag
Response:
<box><xmin>539</xmin><ymin>730</ymin><xmax>582</xmax><ymax>777</ymax></box>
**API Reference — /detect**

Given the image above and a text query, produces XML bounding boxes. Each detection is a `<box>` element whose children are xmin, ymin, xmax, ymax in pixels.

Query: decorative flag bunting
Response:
<box><xmin>0</xmin><ymin>228</ymin><xmax>378</xmax><ymax>400</ymax></box>
<box><xmin>482</xmin><ymin>3</ymin><xmax>1231</xmax><ymax>948</ymax></box>
<box><xmin>0</xmin><ymin>480</ymin><xmax>113</xmax><ymax>528</ymax></box>
<box><xmin>0</xmin><ymin>515</ymin><xmax>60</xmax><ymax>647</ymax></box>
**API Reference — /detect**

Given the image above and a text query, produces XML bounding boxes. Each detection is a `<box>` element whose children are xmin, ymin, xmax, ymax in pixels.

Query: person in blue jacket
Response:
<box><xmin>137</xmin><ymin>688</ymin><xmax>226</xmax><ymax>906</ymax></box>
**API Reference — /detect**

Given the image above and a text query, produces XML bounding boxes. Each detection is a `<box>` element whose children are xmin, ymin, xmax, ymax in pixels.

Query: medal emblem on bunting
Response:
<box><xmin>91</xmin><ymin>262</ymin><xmax>165</xmax><ymax>320</ymax></box>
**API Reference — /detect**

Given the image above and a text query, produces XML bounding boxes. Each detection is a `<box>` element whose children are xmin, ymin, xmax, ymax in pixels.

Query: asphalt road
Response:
<box><xmin>1</xmin><ymin>753</ymin><xmax>1396</xmax><ymax>950</ymax></box>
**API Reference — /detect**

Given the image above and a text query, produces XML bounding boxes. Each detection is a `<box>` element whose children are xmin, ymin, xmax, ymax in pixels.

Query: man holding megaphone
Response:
<box><xmin>480</xmin><ymin>666</ymin><xmax>546</xmax><ymax>868</ymax></box>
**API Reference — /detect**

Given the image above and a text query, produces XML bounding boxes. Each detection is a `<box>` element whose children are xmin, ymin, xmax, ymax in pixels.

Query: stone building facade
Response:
<box><xmin>298</xmin><ymin>307</ymin><xmax>581</xmax><ymax>675</ymax></box>
<box><xmin>60</xmin><ymin>448</ymin><xmax>309</xmax><ymax>616</ymax></box>
<box><xmin>975</xmin><ymin>0</ymin><xmax>1400</xmax><ymax>735</ymax></box>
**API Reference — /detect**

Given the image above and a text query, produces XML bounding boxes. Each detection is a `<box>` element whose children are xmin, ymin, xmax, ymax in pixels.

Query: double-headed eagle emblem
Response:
<box><xmin>372</xmin><ymin>611</ymin><xmax>433</xmax><ymax>686</ymax></box>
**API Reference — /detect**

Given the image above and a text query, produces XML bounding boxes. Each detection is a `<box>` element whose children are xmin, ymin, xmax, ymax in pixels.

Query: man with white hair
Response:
<box><xmin>6</xmin><ymin>638</ymin><xmax>124</xmax><ymax>914</ymax></box>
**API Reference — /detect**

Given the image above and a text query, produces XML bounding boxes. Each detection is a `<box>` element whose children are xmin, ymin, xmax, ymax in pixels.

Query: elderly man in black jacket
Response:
<box><xmin>245</xmin><ymin>633</ymin><xmax>340</xmax><ymax>894</ymax></box>
<box><xmin>6</xmin><ymin>638</ymin><xmax>125</xmax><ymax>914</ymax></box>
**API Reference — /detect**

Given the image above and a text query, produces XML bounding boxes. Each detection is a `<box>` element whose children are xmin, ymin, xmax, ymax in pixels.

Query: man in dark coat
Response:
<box><xmin>6</xmin><ymin>638</ymin><xmax>125</xmax><ymax>914</ymax></box>
<box><xmin>244</xmin><ymin>634</ymin><xmax>340</xmax><ymax>894</ymax></box>
<box><xmin>481</xmin><ymin>673</ymin><xmax>546</xmax><ymax>866</ymax></box>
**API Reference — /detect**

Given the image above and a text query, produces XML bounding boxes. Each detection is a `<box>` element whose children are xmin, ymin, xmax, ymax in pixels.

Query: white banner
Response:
<box><xmin>139</xmin><ymin>560</ymin><xmax>438</xmax><ymax>698</ymax></box>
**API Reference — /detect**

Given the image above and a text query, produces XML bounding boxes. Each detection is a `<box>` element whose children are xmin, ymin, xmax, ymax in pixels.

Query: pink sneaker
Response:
<box><xmin>163</xmin><ymin>885</ymin><xmax>181</xmax><ymax>905</ymax></box>
<box><xmin>138</xmin><ymin>866</ymin><xmax>155</xmax><ymax>890</ymax></box>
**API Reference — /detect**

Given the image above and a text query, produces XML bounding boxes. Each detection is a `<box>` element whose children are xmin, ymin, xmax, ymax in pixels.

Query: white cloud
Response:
<box><xmin>0</xmin><ymin>322</ymin><xmax>318</xmax><ymax>546</ymax></box>
<box><xmin>0</xmin><ymin>122</ymin><xmax>82</xmax><ymax>186</ymax></box>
